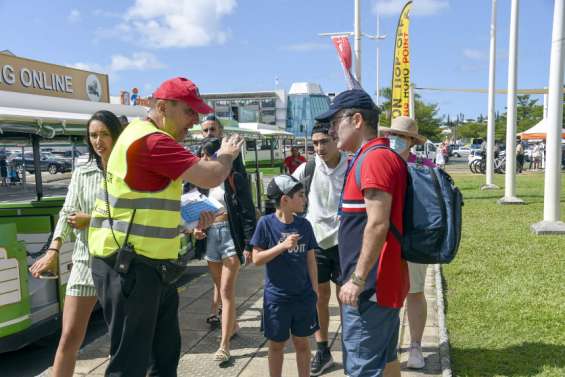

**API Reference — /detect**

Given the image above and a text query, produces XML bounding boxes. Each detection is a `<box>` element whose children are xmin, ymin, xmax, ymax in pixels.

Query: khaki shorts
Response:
<box><xmin>408</xmin><ymin>262</ymin><xmax>428</xmax><ymax>294</ymax></box>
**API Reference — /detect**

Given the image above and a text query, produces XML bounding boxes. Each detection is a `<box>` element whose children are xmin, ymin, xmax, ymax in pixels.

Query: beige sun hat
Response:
<box><xmin>379</xmin><ymin>116</ymin><xmax>427</xmax><ymax>145</ymax></box>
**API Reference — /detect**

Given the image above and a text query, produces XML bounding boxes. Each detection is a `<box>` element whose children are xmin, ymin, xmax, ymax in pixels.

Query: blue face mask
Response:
<box><xmin>388</xmin><ymin>135</ymin><xmax>408</xmax><ymax>153</ymax></box>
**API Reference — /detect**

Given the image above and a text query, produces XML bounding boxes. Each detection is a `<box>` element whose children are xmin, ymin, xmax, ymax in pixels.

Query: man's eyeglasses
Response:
<box><xmin>202</xmin><ymin>127</ymin><xmax>217</xmax><ymax>134</ymax></box>
<box><xmin>330</xmin><ymin>114</ymin><xmax>352</xmax><ymax>129</ymax></box>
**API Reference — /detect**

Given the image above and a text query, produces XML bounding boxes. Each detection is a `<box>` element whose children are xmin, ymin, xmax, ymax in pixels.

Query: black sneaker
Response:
<box><xmin>310</xmin><ymin>349</ymin><xmax>334</xmax><ymax>376</ymax></box>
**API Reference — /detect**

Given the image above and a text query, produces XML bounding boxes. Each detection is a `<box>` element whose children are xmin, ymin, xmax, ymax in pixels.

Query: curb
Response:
<box><xmin>433</xmin><ymin>263</ymin><xmax>453</xmax><ymax>377</ymax></box>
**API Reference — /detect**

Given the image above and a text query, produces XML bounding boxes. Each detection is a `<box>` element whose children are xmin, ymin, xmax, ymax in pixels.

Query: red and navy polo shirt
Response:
<box><xmin>338</xmin><ymin>137</ymin><xmax>409</xmax><ymax>309</ymax></box>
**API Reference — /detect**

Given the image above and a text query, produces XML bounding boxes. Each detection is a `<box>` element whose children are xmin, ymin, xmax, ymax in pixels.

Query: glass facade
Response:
<box><xmin>286</xmin><ymin>95</ymin><xmax>330</xmax><ymax>137</ymax></box>
<box><xmin>205</xmin><ymin>97</ymin><xmax>278</xmax><ymax>125</ymax></box>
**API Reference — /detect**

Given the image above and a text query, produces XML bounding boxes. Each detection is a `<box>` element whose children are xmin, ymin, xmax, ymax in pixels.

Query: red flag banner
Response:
<box><xmin>332</xmin><ymin>36</ymin><xmax>352</xmax><ymax>70</ymax></box>
<box><xmin>331</xmin><ymin>36</ymin><xmax>362</xmax><ymax>90</ymax></box>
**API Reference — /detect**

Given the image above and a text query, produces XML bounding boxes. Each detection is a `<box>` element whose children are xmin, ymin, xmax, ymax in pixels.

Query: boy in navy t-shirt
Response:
<box><xmin>250</xmin><ymin>175</ymin><xmax>319</xmax><ymax>377</ymax></box>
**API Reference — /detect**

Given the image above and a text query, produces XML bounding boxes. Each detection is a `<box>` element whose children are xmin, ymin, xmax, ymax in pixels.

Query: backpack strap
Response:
<box><xmin>353</xmin><ymin>145</ymin><xmax>389</xmax><ymax>189</ymax></box>
<box><xmin>353</xmin><ymin>144</ymin><xmax>404</xmax><ymax>244</ymax></box>
<box><xmin>303</xmin><ymin>159</ymin><xmax>316</xmax><ymax>199</ymax></box>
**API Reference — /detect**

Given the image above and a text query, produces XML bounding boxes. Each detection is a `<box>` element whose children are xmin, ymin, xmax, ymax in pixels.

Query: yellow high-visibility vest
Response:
<box><xmin>89</xmin><ymin>119</ymin><xmax>182</xmax><ymax>260</ymax></box>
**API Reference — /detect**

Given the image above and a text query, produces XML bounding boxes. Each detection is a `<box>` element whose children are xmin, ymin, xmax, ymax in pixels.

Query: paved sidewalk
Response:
<box><xmin>65</xmin><ymin>261</ymin><xmax>444</xmax><ymax>377</ymax></box>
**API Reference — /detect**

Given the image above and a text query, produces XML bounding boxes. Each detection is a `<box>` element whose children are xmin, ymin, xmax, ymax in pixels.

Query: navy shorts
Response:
<box><xmin>262</xmin><ymin>296</ymin><xmax>319</xmax><ymax>342</ymax></box>
<box><xmin>341</xmin><ymin>298</ymin><xmax>400</xmax><ymax>377</ymax></box>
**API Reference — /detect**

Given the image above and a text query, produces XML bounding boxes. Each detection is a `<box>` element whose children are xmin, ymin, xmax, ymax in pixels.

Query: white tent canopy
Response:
<box><xmin>519</xmin><ymin>118</ymin><xmax>565</xmax><ymax>141</ymax></box>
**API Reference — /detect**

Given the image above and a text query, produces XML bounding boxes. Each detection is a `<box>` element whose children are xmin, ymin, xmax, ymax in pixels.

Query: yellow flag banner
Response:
<box><xmin>391</xmin><ymin>1</ymin><xmax>412</xmax><ymax>119</ymax></box>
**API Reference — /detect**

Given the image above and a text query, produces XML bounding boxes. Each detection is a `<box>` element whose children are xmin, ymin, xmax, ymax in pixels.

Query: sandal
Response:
<box><xmin>213</xmin><ymin>347</ymin><xmax>230</xmax><ymax>363</ymax></box>
<box><xmin>206</xmin><ymin>314</ymin><xmax>221</xmax><ymax>326</ymax></box>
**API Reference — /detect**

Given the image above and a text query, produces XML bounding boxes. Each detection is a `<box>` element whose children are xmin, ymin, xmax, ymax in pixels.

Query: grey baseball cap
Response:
<box><xmin>267</xmin><ymin>175</ymin><xmax>302</xmax><ymax>200</ymax></box>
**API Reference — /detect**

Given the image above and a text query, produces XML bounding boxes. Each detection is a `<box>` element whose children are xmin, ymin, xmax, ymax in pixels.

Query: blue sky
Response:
<box><xmin>0</xmin><ymin>0</ymin><xmax>559</xmax><ymax>120</ymax></box>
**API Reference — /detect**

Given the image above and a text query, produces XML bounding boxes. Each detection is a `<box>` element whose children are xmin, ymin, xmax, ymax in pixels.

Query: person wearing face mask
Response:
<box><xmin>88</xmin><ymin>77</ymin><xmax>244</xmax><ymax>377</ymax></box>
<box><xmin>379</xmin><ymin>116</ymin><xmax>435</xmax><ymax>370</ymax></box>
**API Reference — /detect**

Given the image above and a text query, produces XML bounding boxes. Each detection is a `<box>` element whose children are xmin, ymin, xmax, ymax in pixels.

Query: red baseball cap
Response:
<box><xmin>153</xmin><ymin>77</ymin><xmax>213</xmax><ymax>114</ymax></box>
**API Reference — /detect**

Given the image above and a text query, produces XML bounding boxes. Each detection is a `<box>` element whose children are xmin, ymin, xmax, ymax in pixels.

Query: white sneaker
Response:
<box><xmin>406</xmin><ymin>342</ymin><xmax>425</xmax><ymax>369</ymax></box>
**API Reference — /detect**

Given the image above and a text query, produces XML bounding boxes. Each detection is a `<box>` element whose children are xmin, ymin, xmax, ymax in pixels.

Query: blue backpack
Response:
<box><xmin>354</xmin><ymin>145</ymin><xmax>463</xmax><ymax>264</ymax></box>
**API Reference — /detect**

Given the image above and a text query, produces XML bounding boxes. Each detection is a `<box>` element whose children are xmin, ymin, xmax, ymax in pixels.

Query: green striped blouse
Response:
<box><xmin>53</xmin><ymin>160</ymin><xmax>102</xmax><ymax>296</ymax></box>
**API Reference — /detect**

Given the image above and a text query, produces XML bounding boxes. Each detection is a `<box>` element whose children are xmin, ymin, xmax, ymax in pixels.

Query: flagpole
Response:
<box><xmin>532</xmin><ymin>0</ymin><xmax>565</xmax><ymax>234</ymax></box>
<box><xmin>499</xmin><ymin>0</ymin><xmax>524</xmax><ymax>204</ymax></box>
<box><xmin>354</xmin><ymin>0</ymin><xmax>362</xmax><ymax>84</ymax></box>
<box><xmin>482</xmin><ymin>0</ymin><xmax>499</xmax><ymax>190</ymax></box>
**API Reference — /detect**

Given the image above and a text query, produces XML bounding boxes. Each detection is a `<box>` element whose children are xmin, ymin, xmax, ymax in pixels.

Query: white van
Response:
<box><xmin>413</xmin><ymin>140</ymin><xmax>437</xmax><ymax>161</ymax></box>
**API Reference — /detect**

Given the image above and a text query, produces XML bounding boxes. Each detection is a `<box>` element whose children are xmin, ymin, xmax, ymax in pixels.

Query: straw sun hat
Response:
<box><xmin>379</xmin><ymin>116</ymin><xmax>427</xmax><ymax>145</ymax></box>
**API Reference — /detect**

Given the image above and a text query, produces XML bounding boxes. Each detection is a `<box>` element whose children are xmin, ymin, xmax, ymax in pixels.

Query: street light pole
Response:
<box><xmin>319</xmin><ymin>2</ymin><xmax>386</xmax><ymax>96</ymax></box>
<box><xmin>499</xmin><ymin>0</ymin><xmax>524</xmax><ymax>204</ymax></box>
<box><xmin>367</xmin><ymin>14</ymin><xmax>387</xmax><ymax>106</ymax></box>
<box><xmin>532</xmin><ymin>0</ymin><xmax>565</xmax><ymax>234</ymax></box>
<box><xmin>482</xmin><ymin>0</ymin><xmax>500</xmax><ymax>190</ymax></box>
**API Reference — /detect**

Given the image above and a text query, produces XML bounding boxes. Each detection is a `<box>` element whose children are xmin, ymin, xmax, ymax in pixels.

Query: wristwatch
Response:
<box><xmin>350</xmin><ymin>272</ymin><xmax>366</xmax><ymax>287</ymax></box>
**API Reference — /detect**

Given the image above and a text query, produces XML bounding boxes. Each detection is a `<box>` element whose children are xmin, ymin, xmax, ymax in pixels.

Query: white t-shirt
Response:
<box><xmin>208</xmin><ymin>184</ymin><xmax>226</xmax><ymax>213</ymax></box>
<box><xmin>292</xmin><ymin>153</ymin><xmax>348</xmax><ymax>249</ymax></box>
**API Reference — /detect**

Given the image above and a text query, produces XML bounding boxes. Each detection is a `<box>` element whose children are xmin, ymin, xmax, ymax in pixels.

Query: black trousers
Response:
<box><xmin>92</xmin><ymin>256</ymin><xmax>181</xmax><ymax>377</ymax></box>
<box><xmin>517</xmin><ymin>155</ymin><xmax>524</xmax><ymax>173</ymax></box>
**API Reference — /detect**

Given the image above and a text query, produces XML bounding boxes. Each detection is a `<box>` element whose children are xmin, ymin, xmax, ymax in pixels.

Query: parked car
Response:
<box><xmin>51</xmin><ymin>150</ymin><xmax>82</xmax><ymax>159</ymax></box>
<box><xmin>7</xmin><ymin>152</ymin><xmax>71</xmax><ymax>175</ymax></box>
<box><xmin>452</xmin><ymin>146</ymin><xmax>471</xmax><ymax>158</ymax></box>
<box><xmin>413</xmin><ymin>140</ymin><xmax>437</xmax><ymax>161</ymax></box>
<box><xmin>75</xmin><ymin>153</ymin><xmax>90</xmax><ymax>167</ymax></box>
<box><xmin>468</xmin><ymin>150</ymin><xmax>482</xmax><ymax>164</ymax></box>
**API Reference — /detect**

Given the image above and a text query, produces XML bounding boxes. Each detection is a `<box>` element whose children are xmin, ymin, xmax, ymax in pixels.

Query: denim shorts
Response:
<box><xmin>341</xmin><ymin>299</ymin><xmax>400</xmax><ymax>377</ymax></box>
<box><xmin>205</xmin><ymin>222</ymin><xmax>237</xmax><ymax>263</ymax></box>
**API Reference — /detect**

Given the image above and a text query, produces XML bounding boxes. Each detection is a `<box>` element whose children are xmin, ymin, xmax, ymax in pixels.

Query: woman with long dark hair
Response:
<box><xmin>29</xmin><ymin>110</ymin><xmax>123</xmax><ymax>377</ymax></box>
<box><xmin>194</xmin><ymin>137</ymin><xmax>257</xmax><ymax>364</ymax></box>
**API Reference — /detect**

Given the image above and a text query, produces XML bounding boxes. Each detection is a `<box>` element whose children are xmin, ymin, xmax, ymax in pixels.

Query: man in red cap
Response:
<box><xmin>89</xmin><ymin>77</ymin><xmax>244</xmax><ymax>377</ymax></box>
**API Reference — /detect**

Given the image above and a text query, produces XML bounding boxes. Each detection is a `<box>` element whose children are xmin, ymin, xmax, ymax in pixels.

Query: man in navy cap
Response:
<box><xmin>315</xmin><ymin>89</ymin><xmax>408</xmax><ymax>377</ymax></box>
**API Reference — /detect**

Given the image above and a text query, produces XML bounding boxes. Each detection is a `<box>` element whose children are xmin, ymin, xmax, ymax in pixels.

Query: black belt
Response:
<box><xmin>96</xmin><ymin>252</ymin><xmax>186</xmax><ymax>285</ymax></box>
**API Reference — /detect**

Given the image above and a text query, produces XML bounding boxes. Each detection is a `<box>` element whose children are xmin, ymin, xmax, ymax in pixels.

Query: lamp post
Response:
<box><xmin>319</xmin><ymin>0</ymin><xmax>386</xmax><ymax>91</ymax></box>
<box><xmin>531</xmin><ymin>0</ymin><xmax>565</xmax><ymax>234</ymax></box>
<box><xmin>366</xmin><ymin>14</ymin><xmax>387</xmax><ymax>106</ymax></box>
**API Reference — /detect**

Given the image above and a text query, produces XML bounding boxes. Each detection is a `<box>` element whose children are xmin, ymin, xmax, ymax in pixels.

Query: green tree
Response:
<box><xmin>457</xmin><ymin>122</ymin><xmax>486</xmax><ymax>140</ymax></box>
<box><xmin>516</xmin><ymin>95</ymin><xmax>543</xmax><ymax>132</ymax></box>
<box><xmin>378</xmin><ymin>87</ymin><xmax>443</xmax><ymax>141</ymax></box>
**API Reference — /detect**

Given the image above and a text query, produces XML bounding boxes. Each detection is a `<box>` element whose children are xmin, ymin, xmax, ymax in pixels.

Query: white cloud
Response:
<box><xmin>463</xmin><ymin>48</ymin><xmax>486</xmax><ymax>61</ymax></box>
<box><xmin>282</xmin><ymin>43</ymin><xmax>332</xmax><ymax>52</ymax></box>
<box><xmin>92</xmin><ymin>9</ymin><xmax>121</xmax><ymax>18</ymax></box>
<box><xmin>462</xmin><ymin>48</ymin><xmax>508</xmax><ymax>61</ymax></box>
<box><xmin>373</xmin><ymin>0</ymin><xmax>448</xmax><ymax>17</ymax></box>
<box><xmin>68</xmin><ymin>62</ymin><xmax>104</xmax><ymax>72</ymax></box>
<box><xmin>68</xmin><ymin>9</ymin><xmax>81</xmax><ymax>23</ymax></box>
<box><xmin>109</xmin><ymin>52</ymin><xmax>165</xmax><ymax>72</ymax></box>
<box><xmin>115</xmin><ymin>0</ymin><xmax>237</xmax><ymax>48</ymax></box>
<box><xmin>68</xmin><ymin>52</ymin><xmax>165</xmax><ymax>74</ymax></box>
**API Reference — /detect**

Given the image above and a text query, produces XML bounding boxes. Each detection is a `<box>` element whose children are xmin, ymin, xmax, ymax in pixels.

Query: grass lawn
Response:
<box><xmin>444</xmin><ymin>172</ymin><xmax>565</xmax><ymax>376</ymax></box>
<box><xmin>246</xmin><ymin>167</ymin><xmax>282</xmax><ymax>176</ymax></box>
